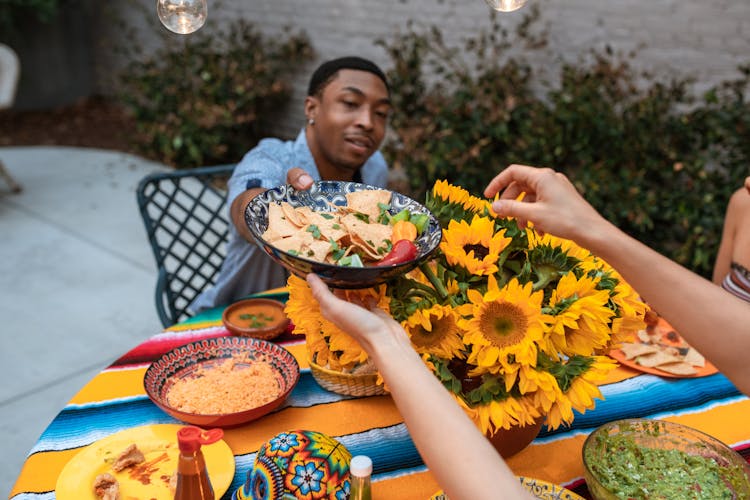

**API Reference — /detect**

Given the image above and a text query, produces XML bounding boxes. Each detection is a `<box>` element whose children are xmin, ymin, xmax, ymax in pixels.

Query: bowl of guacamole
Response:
<box><xmin>582</xmin><ymin>418</ymin><xmax>750</xmax><ymax>500</ymax></box>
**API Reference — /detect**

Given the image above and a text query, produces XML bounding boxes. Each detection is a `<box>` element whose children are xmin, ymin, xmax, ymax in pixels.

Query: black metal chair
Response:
<box><xmin>137</xmin><ymin>164</ymin><xmax>236</xmax><ymax>327</ymax></box>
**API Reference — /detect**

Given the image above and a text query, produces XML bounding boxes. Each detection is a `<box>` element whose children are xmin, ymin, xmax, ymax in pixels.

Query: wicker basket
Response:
<box><xmin>308</xmin><ymin>358</ymin><xmax>387</xmax><ymax>397</ymax></box>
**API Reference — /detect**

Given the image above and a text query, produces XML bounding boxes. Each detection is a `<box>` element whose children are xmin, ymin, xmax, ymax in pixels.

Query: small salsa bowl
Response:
<box><xmin>144</xmin><ymin>336</ymin><xmax>300</xmax><ymax>427</ymax></box>
<box><xmin>244</xmin><ymin>181</ymin><xmax>442</xmax><ymax>289</ymax></box>
<box><xmin>583</xmin><ymin>418</ymin><xmax>750</xmax><ymax>499</ymax></box>
<box><xmin>222</xmin><ymin>298</ymin><xmax>289</xmax><ymax>340</ymax></box>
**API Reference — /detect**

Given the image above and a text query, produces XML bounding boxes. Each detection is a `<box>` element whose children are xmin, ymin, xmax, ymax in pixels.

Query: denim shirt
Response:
<box><xmin>191</xmin><ymin>129</ymin><xmax>389</xmax><ymax>312</ymax></box>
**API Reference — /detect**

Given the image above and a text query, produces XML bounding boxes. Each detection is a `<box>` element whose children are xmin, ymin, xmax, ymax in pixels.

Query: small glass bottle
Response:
<box><xmin>349</xmin><ymin>455</ymin><xmax>373</xmax><ymax>500</ymax></box>
<box><xmin>174</xmin><ymin>426</ymin><xmax>223</xmax><ymax>500</ymax></box>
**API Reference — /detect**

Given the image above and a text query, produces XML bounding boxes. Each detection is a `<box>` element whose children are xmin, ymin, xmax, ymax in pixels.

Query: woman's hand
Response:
<box><xmin>306</xmin><ymin>274</ymin><xmax>409</xmax><ymax>357</ymax></box>
<box><xmin>484</xmin><ymin>164</ymin><xmax>609</xmax><ymax>244</ymax></box>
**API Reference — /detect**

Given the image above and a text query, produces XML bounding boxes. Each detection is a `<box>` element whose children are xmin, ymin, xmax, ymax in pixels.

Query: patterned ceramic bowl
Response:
<box><xmin>244</xmin><ymin>181</ymin><xmax>441</xmax><ymax>289</ymax></box>
<box><xmin>144</xmin><ymin>336</ymin><xmax>300</xmax><ymax>427</ymax></box>
<box><xmin>583</xmin><ymin>418</ymin><xmax>750</xmax><ymax>500</ymax></box>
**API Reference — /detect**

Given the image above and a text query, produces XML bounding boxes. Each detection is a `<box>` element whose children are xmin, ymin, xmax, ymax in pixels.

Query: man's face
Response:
<box><xmin>305</xmin><ymin>69</ymin><xmax>391</xmax><ymax>180</ymax></box>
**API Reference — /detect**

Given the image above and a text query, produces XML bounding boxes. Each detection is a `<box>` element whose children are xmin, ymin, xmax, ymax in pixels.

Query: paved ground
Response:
<box><xmin>0</xmin><ymin>147</ymin><xmax>170</xmax><ymax>497</ymax></box>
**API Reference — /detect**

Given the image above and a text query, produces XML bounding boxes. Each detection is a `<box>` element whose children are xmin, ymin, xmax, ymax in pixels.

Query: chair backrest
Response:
<box><xmin>137</xmin><ymin>164</ymin><xmax>236</xmax><ymax>327</ymax></box>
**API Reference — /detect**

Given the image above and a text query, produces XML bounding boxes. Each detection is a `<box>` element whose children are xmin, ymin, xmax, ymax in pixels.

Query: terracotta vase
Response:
<box><xmin>448</xmin><ymin>359</ymin><xmax>544</xmax><ymax>458</ymax></box>
<box><xmin>485</xmin><ymin>419</ymin><xmax>544</xmax><ymax>458</ymax></box>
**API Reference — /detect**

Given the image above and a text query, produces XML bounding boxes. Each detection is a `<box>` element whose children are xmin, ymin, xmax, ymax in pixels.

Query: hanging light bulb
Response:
<box><xmin>157</xmin><ymin>0</ymin><xmax>207</xmax><ymax>35</ymax></box>
<box><xmin>485</xmin><ymin>0</ymin><xmax>528</xmax><ymax>12</ymax></box>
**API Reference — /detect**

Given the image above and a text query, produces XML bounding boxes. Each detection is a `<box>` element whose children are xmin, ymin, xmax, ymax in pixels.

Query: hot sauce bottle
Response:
<box><xmin>349</xmin><ymin>455</ymin><xmax>373</xmax><ymax>500</ymax></box>
<box><xmin>174</xmin><ymin>426</ymin><xmax>223</xmax><ymax>500</ymax></box>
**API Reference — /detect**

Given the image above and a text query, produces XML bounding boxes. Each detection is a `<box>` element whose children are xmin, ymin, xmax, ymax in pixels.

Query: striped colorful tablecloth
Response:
<box><xmin>10</xmin><ymin>291</ymin><xmax>750</xmax><ymax>499</ymax></box>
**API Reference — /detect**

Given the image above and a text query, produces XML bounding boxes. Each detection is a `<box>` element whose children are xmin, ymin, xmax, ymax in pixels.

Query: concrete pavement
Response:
<box><xmin>0</xmin><ymin>146</ymin><xmax>170</xmax><ymax>497</ymax></box>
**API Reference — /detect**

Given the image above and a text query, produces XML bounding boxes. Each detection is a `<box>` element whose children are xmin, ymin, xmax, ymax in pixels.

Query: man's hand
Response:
<box><xmin>287</xmin><ymin>167</ymin><xmax>314</xmax><ymax>190</ymax></box>
<box><xmin>232</xmin><ymin>167</ymin><xmax>315</xmax><ymax>243</ymax></box>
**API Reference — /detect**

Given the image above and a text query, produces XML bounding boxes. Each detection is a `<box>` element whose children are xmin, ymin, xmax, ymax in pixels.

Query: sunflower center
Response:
<box><xmin>464</xmin><ymin>243</ymin><xmax>489</xmax><ymax>260</ymax></box>
<box><xmin>480</xmin><ymin>302</ymin><xmax>529</xmax><ymax>347</ymax></box>
<box><xmin>411</xmin><ymin>316</ymin><xmax>454</xmax><ymax>349</ymax></box>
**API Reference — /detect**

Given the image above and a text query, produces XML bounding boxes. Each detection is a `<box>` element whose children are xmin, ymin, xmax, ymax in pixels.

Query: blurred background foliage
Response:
<box><xmin>117</xmin><ymin>6</ymin><xmax>748</xmax><ymax>277</ymax></box>
<box><xmin>116</xmin><ymin>18</ymin><xmax>312</xmax><ymax>168</ymax></box>
<box><xmin>0</xmin><ymin>0</ymin><xmax>61</xmax><ymax>39</ymax></box>
<box><xmin>378</xmin><ymin>7</ymin><xmax>749</xmax><ymax>278</ymax></box>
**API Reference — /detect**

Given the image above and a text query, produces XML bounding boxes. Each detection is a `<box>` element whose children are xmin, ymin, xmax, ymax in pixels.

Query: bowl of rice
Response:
<box><xmin>144</xmin><ymin>336</ymin><xmax>300</xmax><ymax>427</ymax></box>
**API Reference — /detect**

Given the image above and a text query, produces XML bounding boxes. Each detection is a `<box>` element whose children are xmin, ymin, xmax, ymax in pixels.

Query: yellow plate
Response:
<box><xmin>431</xmin><ymin>476</ymin><xmax>584</xmax><ymax>500</ymax></box>
<box><xmin>55</xmin><ymin>424</ymin><xmax>235</xmax><ymax>500</ymax></box>
<box><xmin>518</xmin><ymin>476</ymin><xmax>585</xmax><ymax>499</ymax></box>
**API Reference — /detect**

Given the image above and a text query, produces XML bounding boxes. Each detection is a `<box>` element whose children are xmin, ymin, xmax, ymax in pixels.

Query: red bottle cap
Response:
<box><xmin>177</xmin><ymin>426</ymin><xmax>224</xmax><ymax>453</ymax></box>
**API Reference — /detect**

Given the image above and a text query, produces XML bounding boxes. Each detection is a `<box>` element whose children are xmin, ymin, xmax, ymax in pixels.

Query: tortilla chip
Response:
<box><xmin>265</xmin><ymin>203</ymin><xmax>300</xmax><ymax>238</ymax></box>
<box><xmin>619</xmin><ymin>342</ymin><xmax>660</xmax><ymax>360</ymax></box>
<box><xmin>345</xmin><ymin>190</ymin><xmax>391</xmax><ymax>222</ymax></box>
<box><xmin>306</xmin><ymin>240</ymin><xmax>334</xmax><ymax>262</ymax></box>
<box><xmin>272</xmin><ymin>231</ymin><xmax>314</xmax><ymax>254</ymax></box>
<box><xmin>683</xmin><ymin>347</ymin><xmax>706</xmax><ymax>368</ymax></box>
<box><xmin>341</xmin><ymin>213</ymin><xmax>392</xmax><ymax>253</ymax></box>
<box><xmin>280</xmin><ymin>202</ymin><xmax>305</xmax><ymax>227</ymax></box>
<box><xmin>655</xmin><ymin>362</ymin><xmax>698</xmax><ymax>375</ymax></box>
<box><xmin>635</xmin><ymin>350</ymin><xmax>684</xmax><ymax>368</ymax></box>
<box><xmin>305</xmin><ymin>212</ymin><xmax>348</xmax><ymax>243</ymax></box>
<box><xmin>637</xmin><ymin>329</ymin><xmax>660</xmax><ymax>344</ymax></box>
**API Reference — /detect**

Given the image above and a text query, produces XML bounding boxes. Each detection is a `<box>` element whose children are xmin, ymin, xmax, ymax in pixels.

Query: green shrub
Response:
<box><xmin>0</xmin><ymin>0</ymin><xmax>61</xmax><ymax>39</ymax></box>
<box><xmin>118</xmin><ymin>20</ymin><xmax>313</xmax><ymax>168</ymax></box>
<box><xmin>378</xmin><ymin>8</ymin><xmax>750</xmax><ymax>277</ymax></box>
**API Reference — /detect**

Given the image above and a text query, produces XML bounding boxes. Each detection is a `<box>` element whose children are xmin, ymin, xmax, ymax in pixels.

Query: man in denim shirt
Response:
<box><xmin>191</xmin><ymin>56</ymin><xmax>391</xmax><ymax>312</ymax></box>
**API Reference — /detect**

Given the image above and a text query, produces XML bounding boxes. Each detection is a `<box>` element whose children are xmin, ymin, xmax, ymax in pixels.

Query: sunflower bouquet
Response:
<box><xmin>286</xmin><ymin>180</ymin><xmax>646</xmax><ymax>434</ymax></box>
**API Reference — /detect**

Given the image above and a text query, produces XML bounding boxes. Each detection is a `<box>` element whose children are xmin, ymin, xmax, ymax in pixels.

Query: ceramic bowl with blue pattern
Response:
<box><xmin>245</xmin><ymin>181</ymin><xmax>441</xmax><ymax>289</ymax></box>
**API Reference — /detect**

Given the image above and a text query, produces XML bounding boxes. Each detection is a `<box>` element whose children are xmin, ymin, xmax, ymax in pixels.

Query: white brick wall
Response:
<box><xmin>97</xmin><ymin>0</ymin><xmax>750</xmax><ymax>138</ymax></box>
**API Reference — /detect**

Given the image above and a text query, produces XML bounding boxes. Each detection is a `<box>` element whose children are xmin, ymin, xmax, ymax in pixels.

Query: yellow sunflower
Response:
<box><xmin>564</xmin><ymin>356</ymin><xmax>616</xmax><ymax>413</ymax></box>
<box><xmin>285</xmin><ymin>274</ymin><xmax>321</xmax><ymax>337</ymax></box>
<box><xmin>459</xmin><ymin>276</ymin><xmax>547</xmax><ymax>375</ymax></box>
<box><xmin>403</xmin><ymin>304</ymin><xmax>465</xmax><ymax>359</ymax></box>
<box><xmin>546</xmin><ymin>273</ymin><xmax>615</xmax><ymax>356</ymax></box>
<box><xmin>609</xmin><ymin>271</ymin><xmax>648</xmax><ymax>344</ymax></box>
<box><xmin>545</xmin><ymin>393</ymin><xmax>574</xmax><ymax>430</ymax></box>
<box><xmin>306</xmin><ymin>329</ymin><xmax>330</xmax><ymax>366</ymax></box>
<box><xmin>470</xmin><ymin>393</ymin><xmax>543</xmax><ymax>432</ymax></box>
<box><xmin>441</xmin><ymin>215</ymin><xmax>512</xmax><ymax>276</ymax></box>
<box><xmin>545</xmin><ymin>356</ymin><xmax>616</xmax><ymax>428</ymax></box>
<box><xmin>527</xmin><ymin>229</ymin><xmax>592</xmax><ymax>262</ymax></box>
<box><xmin>322</xmin><ymin>318</ymin><xmax>369</xmax><ymax>369</ymax></box>
<box><xmin>432</xmin><ymin>179</ymin><xmax>472</xmax><ymax>208</ymax></box>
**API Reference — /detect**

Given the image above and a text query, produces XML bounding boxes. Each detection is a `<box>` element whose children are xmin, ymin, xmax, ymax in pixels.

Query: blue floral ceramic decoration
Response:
<box><xmin>245</xmin><ymin>181</ymin><xmax>442</xmax><ymax>289</ymax></box>
<box><xmin>233</xmin><ymin>429</ymin><xmax>352</xmax><ymax>500</ymax></box>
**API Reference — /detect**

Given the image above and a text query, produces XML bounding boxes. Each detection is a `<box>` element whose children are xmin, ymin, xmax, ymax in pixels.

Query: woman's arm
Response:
<box><xmin>712</xmin><ymin>189</ymin><xmax>742</xmax><ymax>284</ymax></box>
<box><xmin>306</xmin><ymin>274</ymin><xmax>532</xmax><ymax>500</ymax></box>
<box><xmin>485</xmin><ymin>164</ymin><xmax>750</xmax><ymax>395</ymax></box>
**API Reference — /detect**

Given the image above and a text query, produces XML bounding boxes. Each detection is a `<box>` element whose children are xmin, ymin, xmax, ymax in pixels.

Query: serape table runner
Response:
<box><xmin>10</xmin><ymin>290</ymin><xmax>750</xmax><ymax>499</ymax></box>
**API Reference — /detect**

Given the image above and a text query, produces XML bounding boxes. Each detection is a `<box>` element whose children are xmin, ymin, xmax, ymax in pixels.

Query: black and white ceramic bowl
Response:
<box><xmin>245</xmin><ymin>181</ymin><xmax>441</xmax><ymax>288</ymax></box>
